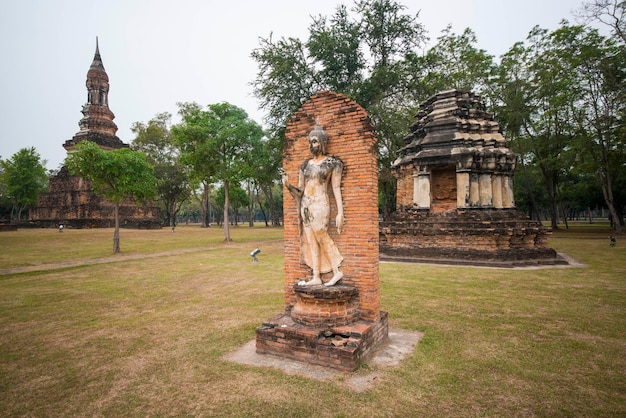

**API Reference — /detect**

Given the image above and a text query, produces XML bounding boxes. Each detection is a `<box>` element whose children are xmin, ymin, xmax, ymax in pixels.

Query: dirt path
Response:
<box><xmin>1</xmin><ymin>246</ymin><xmax>582</xmax><ymax>276</ymax></box>
<box><xmin>0</xmin><ymin>247</ymin><xmax>215</xmax><ymax>276</ymax></box>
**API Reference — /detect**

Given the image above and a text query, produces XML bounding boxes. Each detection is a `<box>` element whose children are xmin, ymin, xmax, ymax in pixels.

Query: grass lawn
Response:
<box><xmin>0</xmin><ymin>223</ymin><xmax>624</xmax><ymax>417</ymax></box>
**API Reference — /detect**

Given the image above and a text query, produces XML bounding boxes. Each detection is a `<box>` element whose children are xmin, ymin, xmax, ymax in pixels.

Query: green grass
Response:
<box><xmin>0</xmin><ymin>223</ymin><xmax>284</xmax><ymax>269</ymax></box>
<box><xmin>0</xmin><ymin>224</ymin><xmax>625</xmax><ymax>416</ymax></box>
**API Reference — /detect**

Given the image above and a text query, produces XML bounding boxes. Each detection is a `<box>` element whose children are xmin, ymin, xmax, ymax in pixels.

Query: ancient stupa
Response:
<box><xmin>380</xmin><ymin>89</ymin><xmax>565</xmax><ymax>266</ymax></box>
<box><xmin>32</xmin><ymin>39</ymin><xmax>160</xmax><ymax>229</ymax></box>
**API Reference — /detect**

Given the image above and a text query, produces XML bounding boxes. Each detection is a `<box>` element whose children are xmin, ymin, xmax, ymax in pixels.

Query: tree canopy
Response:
<box><xmin>250</xmin><ymin>0</ymin><xmax>626</xmax><ymax>230</ymax></box>
<box><xmin>1</xmin><ymin>147</ymin><xmax>48</xmax><ymax>222</ymax></box>
<box><xmin>172</xmin><ymin>102</ymin><xmax>264</xmax><ymax>241</ymax></box>
<box><xmin>494</xmin><ymin>22</ymin><xmax>626</xmax><ymax>230</ymax></box>
<box><xmin>131</xmin><ymin>112</ymin><xmax>191</xmax><ymax>228</ymax></box>
<box><xmin>65</xmin><ymin>141</ymin><xmax>158</xmax><ymax>252</ymax></box>
<box><xmin>251</xmin><ymin>0</ymin><xmax>493</xmax><ymax>216</ymax></box>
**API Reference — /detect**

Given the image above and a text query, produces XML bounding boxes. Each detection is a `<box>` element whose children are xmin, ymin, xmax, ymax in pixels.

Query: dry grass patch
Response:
<box><xmin>0</xmin><ymin>224</ymin><xmax>284</xmax><ymax>269</ymax></box>
<box><xmin>1</xmin><ymin>223</ymin><xmax>625</xmax><ymax>416</ymax></box>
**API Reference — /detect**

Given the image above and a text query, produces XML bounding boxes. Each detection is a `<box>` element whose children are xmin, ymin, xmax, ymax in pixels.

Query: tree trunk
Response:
<box><xmin>262</xmin><ymin>185</ymin><xmax>281</xmax><ymax>227</ymax></box>
<box><xmin>201</xmin><ymin>182</ymin><xmax>210</xmax><ymax>228</ymax></box>
<box><xmin>223</xmin><ymin>180</ymin><xmax>231</xmax><ymax>241</ymax></box>
<box><xmin>603</xmin><ymin>191</ymin><xmax>622</xmax><ymax>234</ymax></box>
<box><xmin>248</xmin><ymin>182</ymin><xmax>255</xmax><ymax>227</ymax></box>
<box><xmin>169</xmin><ymin>202</ymin><xmax>176</xmax><ymax>228</ymax></box>
<box><xmin>561</xmin><ymin>207</ymin><xmax>569</xmax><ymax>229</ymax></box>
<box><xmin>550</xmin><ymin>201</ymin><xmax>559</xmax><ymax>230</ymax></box>
<box><xmin>113</xmin><ymin>202</ymin><xmax>120</xmax><ymax>253</ymax></box>
<box><xmin>257</xmin><ymin>195</ymin><xmax>269</xmax><ymax>226</ymax></box>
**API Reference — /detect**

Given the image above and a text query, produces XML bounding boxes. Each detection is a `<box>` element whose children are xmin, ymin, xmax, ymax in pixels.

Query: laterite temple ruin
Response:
<box><xmin>32</xmin><ymin>39</ymin><xmax>160</xmax><ymax>229</ymax></box>
<box><xmin>380</xmin><ymin>89</ymin><xmax>564</xmax><ymax>267</ymax></box>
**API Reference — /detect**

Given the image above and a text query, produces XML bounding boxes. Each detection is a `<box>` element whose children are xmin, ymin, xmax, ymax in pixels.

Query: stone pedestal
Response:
<box><xmin>256</xmin><ymin>311</ymin><xmax>388</xmax><ymax>372</ymax></box>
<box><xmin>291</xmin><ymin>285</ymin><xmax>359</xmax><ymax>327</ymax></box>
<box><xmin>256</xmin><ymin>284</ymin><xmax>388</xmax><ymax>372</ymax></box>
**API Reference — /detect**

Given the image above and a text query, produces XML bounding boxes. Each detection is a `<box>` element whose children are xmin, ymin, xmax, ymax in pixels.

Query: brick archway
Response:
<box><xmin>282</xmin><ymin>90</ymin><xmax>379</xmax><ymax>322</ymax></box>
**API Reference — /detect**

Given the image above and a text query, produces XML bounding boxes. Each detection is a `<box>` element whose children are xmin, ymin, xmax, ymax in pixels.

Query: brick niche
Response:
<box><xmin>256</xmin><ymin>91</ymin><xmax>388</xmax><ymax>371</ymax></box>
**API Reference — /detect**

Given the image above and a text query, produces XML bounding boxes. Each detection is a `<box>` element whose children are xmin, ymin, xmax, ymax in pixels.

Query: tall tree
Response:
<box><xmin>171</xmin><ymin>102</ymin><xmax>214</xmax><ymax>228</ymax></box>
<box><xmin>563</xmin><ymin>24</ymin><xmax>626</xmax><ymax>231</ymax></box>
<box><xmin>1</xmin><ymin>147</ymin><xmax>48</xmax><ymax>222</ymax></box>
<box><xmin>576</xmin><ymin>0</ymin><xmax>626</xmax><ymax>43</ymax></box>
<box><xmin>421</xmin><ymin>26</ymin><xmax>496</xmax><ymax>99</ymax></box>
<box><xmin>173</xmin><ymin>102</ymin><xmax>263</xmax><ymax>241</ymax></box>
<box><xmin>248</xmin><ymin>132</ymin><xmax>283</xmax><ymax>226</ymax></box>
<box><xmin>251</xmin><ymin>0</ymin><xmax>428</xmax><ymax>216</ymax></box>
<box><xmin>496</xmin><ymin>22</ymin><xmax>626</xmax><ymax>231</ymax></box>
<box><xmin>215</xmin><ymin>184</ymin><xmax>249</xmax><ymax>226</ymax></box>
<box><xmin>307</xmin><ymin>4</ymin><xmax>364</xmax><ymax>96</ymax></box>
<box><xmin>131</xmin><ymin>112</ymin><xmax>191</xmax><ymax>228</ymax></box>
<box><xmin>65</xmin><ymin>141</ymin><xmax>157</xmax><ymax>253</ymax></box>
<box><xmin>495</xmin><ymin>25</ymin><xmax>581</xmax><ymax>229</ymax></box>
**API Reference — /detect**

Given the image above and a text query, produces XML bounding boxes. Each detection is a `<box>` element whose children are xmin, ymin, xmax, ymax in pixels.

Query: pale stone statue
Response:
<box><xmin>283</xmin><ymin>121</ymin><xmax>345</xmax><ymax>286</ymax></box>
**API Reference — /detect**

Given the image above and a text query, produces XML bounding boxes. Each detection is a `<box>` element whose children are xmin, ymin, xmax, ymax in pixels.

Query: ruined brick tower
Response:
<box><xmin>380</xmin><ymin>90</ymin><xmax>564</xmax><ymax>266</ymax></box>
<box><xmin>32</xmin><ymin>39</ymin><xmax>161</xmax><ymax>229</ymax></box>
<box><xmin>62</xmin><ymin>38</ymin><xmax>126</xmax><ymax>153</ymax></box>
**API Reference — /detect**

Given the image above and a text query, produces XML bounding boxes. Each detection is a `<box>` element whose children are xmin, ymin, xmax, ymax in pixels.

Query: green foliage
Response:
<box><xmin>252</xmin><ymin>0</ymin><xmax>429</xmax><ymax>129</ymax></box>
<box><xmin>307</xmin><ymin>5</ymin><xmax>364</xmax><ymax>95</ymax></box>
<box><xmin>1</xmin><ymin>147</ymin><xmax>48</xmax><ymax>222</ymax></box>
<box><xmin>65</xmin><ymin>141</ymin><xmax>157</xmax><ymax>204</ymax></box>
<box><xmin>422</xmin><ymin>26</ymin><xmax>496</xmax><ymax>96</ymax></box>
<box><xmin>494</xmin><ymin>21</ymin><xmax>626</xmax><ymax>230</ymax></box>
<box><xmin>65</xmin><ymin>141</ymin><xmax>158</xmax><ymax>253</ymax></box>
<box><xmin>251</xmin><ymin>0</ymin><xmax>496</xmax><ymax>216</ymax></box>
<box><xmin>215</xmin><ymin>184</ymin><xmax>249</xmax><ymax>210</ymax></box>
<box><xmin>172</xmin><ymin>102</ymin><xmax>264</xmax><ymax>240</ymax></box>
<box><xmin>131</xmin><ymin>112</ymin><xmax>176</xmax><ymax>166</ymax></box>
<box><xmin>132</xmin><ymin>112</ymin><xmax>192</xmax><ymax>227</ymax></box>
<box><xmin>354</xmin><ymin>0</ymin><xmax>425</xmax><ymax>69</ymax></box>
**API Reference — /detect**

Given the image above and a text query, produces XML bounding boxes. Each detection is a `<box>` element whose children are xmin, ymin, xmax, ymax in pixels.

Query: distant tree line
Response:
<box><xmin>131</xmin><ymin>103</ymin><xmax>281</xmax><ymax>242</ymax></box>
<box><xmin>0</xmin><ymin>147</ymin><xmax>48</xmax><ymax>223</ymax></box>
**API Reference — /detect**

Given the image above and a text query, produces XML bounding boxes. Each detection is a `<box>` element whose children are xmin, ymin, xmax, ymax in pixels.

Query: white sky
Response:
<box><xmin>0</xmin><ymin>0</ymin><xmax>591</xmax><ymax>170</ymax></box>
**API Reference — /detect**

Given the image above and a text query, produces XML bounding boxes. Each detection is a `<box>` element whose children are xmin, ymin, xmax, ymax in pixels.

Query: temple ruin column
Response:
<box><xmin>479</xmin><ymin>173</ymin><xmax>493</xmax><ymax>207</ymax></box>
<box><xmin>469</xmin><ymin>172</ymin><xmax>480</xmax><ymax>207</ymax></box>
<box><xmin>456</xmin><ymin>170</ymin><xmax>470</xmax><ymax>208</ymax></box>
<box><xmin>492</xmin><ymin>175</ymin><xmax>503</xmax><ymax>208</ymax></box>
<box><xmin>502</xmin><ymin>175</ymin><xmax>515</xmax><ymax>208</ymax></box>
<box><xmin>414</xmin><ymin>170</ymin><xmax>431</xmax><ymax>208</ymax></box>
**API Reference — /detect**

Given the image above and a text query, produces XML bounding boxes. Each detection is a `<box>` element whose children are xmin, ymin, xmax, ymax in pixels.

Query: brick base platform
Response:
<box><xmin>291</xmin><ymin>284</ymin><xmax>360</xmax><ymax>327</ymax></box>
<box><xmin>256</xmin><ymin>310</ymin><xmax>389</xmax><ymax>372</ymax></box>
<box><xmin>380</xmin><ymin>208</ymin><xmax>567</xmax><ymax>267</ymax></box>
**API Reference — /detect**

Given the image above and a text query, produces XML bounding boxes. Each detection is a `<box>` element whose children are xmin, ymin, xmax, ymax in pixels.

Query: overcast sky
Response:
<box><xmin>0</xmin><ymin>0</ymin><xmax>592</xmax><ymax>170</ymax></box>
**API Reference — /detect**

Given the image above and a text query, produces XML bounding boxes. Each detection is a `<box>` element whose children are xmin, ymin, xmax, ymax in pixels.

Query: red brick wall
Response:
<box><xmin>395</xmin><ymin>165</ymin><xmax>413</xmax><ymax>208</ymax></box>
<box><xmin>430</xmin><ymin>166</ymin><xmax>457</xmax><ymax>213</ymax></box>
<box><xmin>283</xmin><ymin>91</ymin><xmax>380</xmax><ymax>322</ymax></box>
